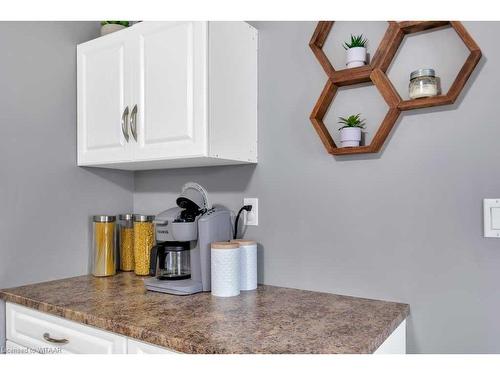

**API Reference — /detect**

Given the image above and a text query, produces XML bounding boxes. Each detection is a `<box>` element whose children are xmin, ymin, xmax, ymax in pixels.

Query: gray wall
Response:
<box><xmin>134</xmin><ymin>22</ymin><xmax>500</xmax><ymax>353</ymax></box>
<box><xmin>1</xmin><ymin>21</ymin><xmax>498</xmax><ymax>354</ymax></box>
<box><xmin>0</xmin><ymin>22</ymin><xmax>134</xmax><ymax>289</ymax></box>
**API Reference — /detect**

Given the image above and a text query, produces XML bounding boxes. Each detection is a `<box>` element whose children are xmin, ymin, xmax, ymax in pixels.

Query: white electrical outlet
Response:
<box><xmin>484</xmin><ymin>199</ymin><xmax>500</xmax><ymax>237</ymax></box>
<box><xmin>243</xmin><ymin>198</ymin><xmax>258</xmax><ymax>226</ymax></box>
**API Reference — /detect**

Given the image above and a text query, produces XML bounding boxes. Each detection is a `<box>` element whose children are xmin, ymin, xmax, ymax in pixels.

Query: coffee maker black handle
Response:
<box><xmin>149</xmin><ymin>244</ymin><xmax>161</xmax><ymax>276</ymax></box>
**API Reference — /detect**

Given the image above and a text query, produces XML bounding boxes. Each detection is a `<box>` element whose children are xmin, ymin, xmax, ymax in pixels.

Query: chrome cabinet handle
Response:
<box><xmin>43</xmin><ymin>332</ymin><xmax>69</xmax><ymax>344</ymax></box>
<box><xmin>121</xmin><ymin>106</ymin><xmax>130</xmax><ymax>142</ymax></box>
<box><xmin>130</xmin><ymin>104</ymin><xmax>138</xmax><ymax>142</ymax></box>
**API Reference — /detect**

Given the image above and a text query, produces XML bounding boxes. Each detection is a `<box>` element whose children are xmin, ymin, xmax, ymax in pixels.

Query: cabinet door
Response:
<box><xmin>130</xmin><ymin>22</ymin><xmax>208</xmax><ymax>161</ymax></box>
<box><xmin>77</xmin><ymin>31</ymin><xmax>133</xmax><ymax>165</ymax></box>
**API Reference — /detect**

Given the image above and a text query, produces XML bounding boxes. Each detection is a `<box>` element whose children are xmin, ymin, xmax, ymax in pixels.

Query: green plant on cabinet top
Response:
<box><xmin>101</xmin><ymin>21</ymin><xmax>130</xmax><ymax>27</ymax></box>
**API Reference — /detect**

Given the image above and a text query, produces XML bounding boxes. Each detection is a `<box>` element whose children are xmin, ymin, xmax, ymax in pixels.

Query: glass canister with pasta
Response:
<box><xmin>92</xmin><ymin>215</ymin><xmax>117</xmax><ymax>277</ymax></box>
<box><xmin>118</xmin><ymin>214</ymin><xmax>135</xmax><ymax>271</ymax></box>
<box><xmin>133</xmin><ymin>214</ymin><xmax>155</xmax><ymax>276</ymax></box>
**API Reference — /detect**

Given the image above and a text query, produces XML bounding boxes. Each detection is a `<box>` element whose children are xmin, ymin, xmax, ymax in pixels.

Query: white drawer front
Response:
<box><xmin>6</xmin><ymin>303</ymin><xmax>127</xmax><ymax>354</ymax></box>
<box><xmin>127</xmin><ymin>338</ymin><xmax>178</xmax><ymax>354</ymax></box>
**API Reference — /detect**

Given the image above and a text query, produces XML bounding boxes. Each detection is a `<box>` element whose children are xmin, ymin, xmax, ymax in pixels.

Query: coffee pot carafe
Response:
<box><xmin>150</xmin><ymin>242</ymin><xmax>191</xmax><ymax>280</ymax></box>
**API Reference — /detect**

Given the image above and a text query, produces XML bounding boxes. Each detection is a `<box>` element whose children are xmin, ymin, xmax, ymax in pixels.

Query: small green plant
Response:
<box><xmin>101</xmin><ymin>21</ymin><xmax>130</xmax><ymax>27</ymax></box>
<box><xmin>338</xmin><ymin>114</ymin><xmax>366</xmax><ymax>130</ymax></box>
<box><xmin>343</xmin><ymin>34</ymin><xmax>367</xmax><ymax>50</ymax></box>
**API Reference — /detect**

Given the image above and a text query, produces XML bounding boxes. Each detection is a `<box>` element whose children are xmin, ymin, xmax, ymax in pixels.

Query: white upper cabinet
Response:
<box><xmin>77</xmin><ymin>21</ymin><xmax>257</xmax><ymax>170</ymax></box>
<box><xmin>77</xmin><ymin>30</ymin><xmax>132</xmax><ymax>164</ymax></box>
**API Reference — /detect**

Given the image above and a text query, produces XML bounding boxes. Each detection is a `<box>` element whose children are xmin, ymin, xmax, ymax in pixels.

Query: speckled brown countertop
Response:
<box><xmin>0</xmin><ymin>273</ymin><xmax>409</xmax><ymax>353</ymax></box>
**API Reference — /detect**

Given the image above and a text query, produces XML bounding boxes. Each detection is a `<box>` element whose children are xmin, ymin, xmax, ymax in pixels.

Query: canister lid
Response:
<box><xmin>231</xmin><ymin>239</ymin><xmax>257</xmax><ymax>246</ymax></box>
<box><xmin>119</xmin><ymin>213</ymin><xmax>135</xmax><ymax>221</ymax></box>
<box><xmin>211</xmin><ymin>241</ymin><xmax>239</xmax><ymax>250</ymax></box>
<box><xmin>410</xmin><ymin>68</ymin><xmax>435</xmax><ymax>80</ymax></box>
<box><xmin>133</xmin><ymin>214</ymin><xmax>155</xmax><ymax>222</ymax></box>
<box><xmin>93</xmin><ymin>215</ymin><xmax>116</xmax><ymax>223</ymax></box>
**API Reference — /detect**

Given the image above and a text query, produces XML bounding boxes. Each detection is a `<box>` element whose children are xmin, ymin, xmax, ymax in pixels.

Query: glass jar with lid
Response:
<box><xmin>92</xmin><ymin>215</ymin><xmax>116</xmax><ymax>277</ymax></box>
<box><xmin>409</xmin><ymin>68</ymin><xmax>438</xmax><ymax>99</ymax></box>
<box><xmin>118</xmin><ymin>214</ymin><xmax>135</xmax><ymax>271</ymax></box>
<box><xmin>133</xmin><ymin>214</ymin><xmax>155</xmax><ymax>276</ymax></box>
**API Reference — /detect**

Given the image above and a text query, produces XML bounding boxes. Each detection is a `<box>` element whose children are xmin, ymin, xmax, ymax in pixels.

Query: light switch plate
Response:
<box><xmin>483</xmin><ymin>199</ymin><xmax>500</xmax><ymax>237</ymax></box>
<box><xmin>243</xmin><ymin>198</ymin><xmax>258</xmax><ymax>226</ymax></box>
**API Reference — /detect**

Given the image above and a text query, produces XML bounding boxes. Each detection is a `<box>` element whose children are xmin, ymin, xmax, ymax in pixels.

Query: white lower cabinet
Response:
<box><xmin>6</xmin><ymin>303</ymin><xmax>126</xmax><ymax>354</ymax></box>
<box><xmin>5</xmin><ymin>303</ymin><xmax>176</xmax><ymax>354</ymax></box>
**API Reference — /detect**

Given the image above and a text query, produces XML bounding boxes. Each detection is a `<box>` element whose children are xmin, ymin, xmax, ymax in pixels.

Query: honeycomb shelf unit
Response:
<box><xmin>309</xmin><ymin>21</ymin><xmax>482</xmax><ymax>156</ymax></box>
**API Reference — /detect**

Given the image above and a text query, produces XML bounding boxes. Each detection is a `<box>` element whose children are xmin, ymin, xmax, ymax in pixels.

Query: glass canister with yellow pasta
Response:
<box><xmin>118</xmin><ymin>214</ymin><xmax>135</xmax><ymax>271</ymax></box>
<box><xmin>133</xmin><ymin>214</ymin><xmax>155</xmax><ymax>276</ymax></box>
<box><xmin>92</xmin><ymin>215</ymin><xmax>117</xmax><ymax>277</ymax></box>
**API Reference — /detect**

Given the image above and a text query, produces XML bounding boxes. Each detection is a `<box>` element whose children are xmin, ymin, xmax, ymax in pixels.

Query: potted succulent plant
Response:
<box><xmin>100</xmin><ymin>21</ymin><xmax>130</xmax><ymax>36</ymax></box>
<box><xmin>343</xmin><ymin>34</ymin><xmax>368</xmax><ymax>68</ymax></box>
<box><xmin>338</xmin><ymin>114</ymin><xmax>365</xmax><ymax>147</ymax></box>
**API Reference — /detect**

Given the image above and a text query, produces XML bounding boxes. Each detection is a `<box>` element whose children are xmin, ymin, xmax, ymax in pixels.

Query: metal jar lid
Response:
<box><xmin>410</xmin><ymin>68</ymin><xmax>435</xmax><ymax>80</ymax></box>
<box><xmin>119</xmin><ymin>213</ymin><xmax>135</xmax><ymax>221</ymax></box>
<box><xmin>93</xmin><ymin>215</ymin><xmax>116</xmax><ymax>223</ymax></box>
<box><xmin>133</xmin><ymin>214</ymin><xmax>155</xmax><ymax>222</ymax></box>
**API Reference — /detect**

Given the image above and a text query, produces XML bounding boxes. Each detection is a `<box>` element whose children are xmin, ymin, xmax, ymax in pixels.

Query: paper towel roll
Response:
<box><xmin>232</xmin><ymin>239</ymin><xmax>257</xmax><ymax>291</ymax></box>
<box><xmin>211</xmin><ymin>242</ymin><xmax>240</xmax><ymax>297</ymax></box>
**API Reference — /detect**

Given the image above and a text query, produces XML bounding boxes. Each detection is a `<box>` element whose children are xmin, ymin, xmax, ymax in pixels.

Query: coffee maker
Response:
<box><xmin>144</xmin><ymin>183</ymin><xmax>232</xmax><ymax>295</ymax></box>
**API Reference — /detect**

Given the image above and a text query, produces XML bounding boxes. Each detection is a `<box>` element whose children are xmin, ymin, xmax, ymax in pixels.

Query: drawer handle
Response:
<box><xmin>43</xmin><ymin>332</ymin><xmax>69</xmax><ymax>345</ymax></box>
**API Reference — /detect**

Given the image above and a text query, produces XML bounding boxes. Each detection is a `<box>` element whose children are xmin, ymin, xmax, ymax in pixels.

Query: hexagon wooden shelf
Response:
<box><xmin>309</xmin><ymin>21</ymin><xmax>401</xmax><ymax>86</ymax></box>
<box><xmin>378</xmin><ymin>21</ymin><xmax>482</xmax><ymax>111</ymax></box>
<box><xmin>309</xmin><ymin>21</ymin><xmax>482</xmax><ymax>156</ymax></box>
<box><xmin>310</xmin><ymin>71</ymin><xmax>401</xmax><ymax>155</ymax></box>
